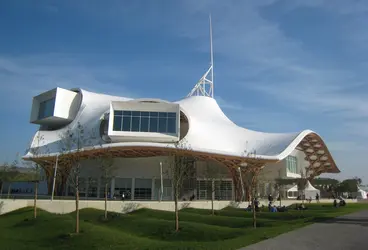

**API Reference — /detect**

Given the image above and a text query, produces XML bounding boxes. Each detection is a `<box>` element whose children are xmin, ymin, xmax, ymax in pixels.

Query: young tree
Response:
<box><xmin>274</xmin><ymin>178</ymin><xmax>294</xmax><ymax>206</ymax></box>
<box><xmin>166</xmin><ymin>139</ymin><xmax>194</xmax><ymax>232</ymax></box>
<box><xmin>202</xmin><ymin>161</ymin><xmax>222</xmax><ymax>215</ymax></box>
<box><xmin>296</xmin><ymin>167</ymin><xmax>313</xmax><ymax>205</ymax></box>
<box><xmin>97</xmin><ymin>147</ymin><xmax>116</xmax><ymax>220</ymax></box>
<box><xmin>0</xmin><ymin>162</ymin><xmax>10</xmax><ymax>198</ymax></box>
<box><xmin>312</xmin><ymin>177</ymin><xmax>339</xmax><ymax>198</ymax></box>
<box><xmin>5</xmin><ymin>155</ymin><xmax>21</xmax><ymax>199</ymax></box>
<box><xmin>24</xmin><ymin>132</ymin><xmax>46</xmax><ymax>219</ymax></box>
<box><xmin>239</xmin><ymin>150</ymin><xmax>264</xmax><ymax>229</ymax></box>
<box><xmin>58</xmin><ymin>122</ymin><xmax>86</xmax><ymax>234</ymax></box>
<box><xmin>241</xmin><ymin>164</ymin><xmax>264</xmax><ymax>228</ymax></box>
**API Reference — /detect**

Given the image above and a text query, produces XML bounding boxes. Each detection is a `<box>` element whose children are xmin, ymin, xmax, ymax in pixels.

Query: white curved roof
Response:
<box><xmin>24</xmin><ymin>88</ymin><xmax>339</xmax><ymax>174</ymax></box>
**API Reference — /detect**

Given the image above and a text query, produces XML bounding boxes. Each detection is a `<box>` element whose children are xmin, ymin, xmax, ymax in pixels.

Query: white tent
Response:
<box><xmin>304</xmin><ymin>181</ymin><xmax>320</xmax><ymax>199</ymax></box>
<box><xmin>287</xmin><ymin>185</ymin><xmax>298</xmax><ymax>198</ymax></box>
<box><xmin>357</xmin><ymin>188</ymin><xmax>367</xmax><ymax>200</ymax></box>
<box><xmin>287</xmin><ymin>181</ymin><xmax>320</xmax><ymax>199</ymax></box>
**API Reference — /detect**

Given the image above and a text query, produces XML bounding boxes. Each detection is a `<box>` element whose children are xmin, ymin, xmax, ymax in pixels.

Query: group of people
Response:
<box><xmin>244</xmin><ymin>195</ymin><xmax>288</xmax><ymax>213</ymax></box>
<box><xmin>333</xmin><ymin>197</ymin><xmax>346</xmax><ymax>207</ymax></box>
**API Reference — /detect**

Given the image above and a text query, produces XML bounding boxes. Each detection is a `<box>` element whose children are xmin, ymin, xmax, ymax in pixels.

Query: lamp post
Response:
<box><xmin>51</xmin><ymin>154</ymin><xmax>59</xmax><ymax>201</ymax></box>
<box><xmin>159</xmin><ymin>162</ymin><xmax>163</xmax><ymax>202</ymax></box>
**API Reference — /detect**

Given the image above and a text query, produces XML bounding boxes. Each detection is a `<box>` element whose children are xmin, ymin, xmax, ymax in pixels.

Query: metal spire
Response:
<box><xmin>187</xmin><ymin>14</ymin><xmax>214</xmax><ymax>98</ymax></box>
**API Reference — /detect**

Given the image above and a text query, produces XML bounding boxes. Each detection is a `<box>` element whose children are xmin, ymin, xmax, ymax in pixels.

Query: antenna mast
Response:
<box><xmin>187</xmin><ymin>14</ymin><xmax>214</xmax><ymax>98</ymax></box>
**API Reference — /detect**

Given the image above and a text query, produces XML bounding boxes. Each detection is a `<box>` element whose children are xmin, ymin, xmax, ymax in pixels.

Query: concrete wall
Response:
<box><xmin>0</xmin><ymin>198</ymin><xmax>357</xmax><ymax>215</ymax></box>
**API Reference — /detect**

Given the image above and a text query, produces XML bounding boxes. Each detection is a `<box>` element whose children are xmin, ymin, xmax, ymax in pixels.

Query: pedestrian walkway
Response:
<box><xmin>240</xmin><ymin>210</ymin><xmax>368</xmax><ymax>250</ymax></box>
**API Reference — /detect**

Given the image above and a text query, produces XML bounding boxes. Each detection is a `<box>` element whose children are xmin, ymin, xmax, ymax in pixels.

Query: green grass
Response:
<box><xmin>1</xmin><ymin>203</ymin><xmax>368</xmax><ymax>250</ymax></box>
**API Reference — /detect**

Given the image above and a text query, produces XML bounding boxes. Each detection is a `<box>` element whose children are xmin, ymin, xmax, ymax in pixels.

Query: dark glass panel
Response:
<box><xmin>167</xmin><ymin>112</ymin><xmax>176</xmax><ymax>118</ymax></box>
<box><xmin>159</xmin><ymin>112</ymin><xmax>167</xmax><ymax>118</ymax></box>
<box><xmin>122</xmin><ymin>116</ymin><xmax>131</xmax><ymax>131</ymax></box>
<box><xmin>123</xmin><ymin>111</ymin><xmax>132</xmax><ymax>116</ymax></box>
<box><xmin>131</xmin><ymin>116</ymin><xmax>140</xmax><ymax>132</ymax></box>
<box><xmin>158</xmin><ymin>117</ymin><xmax>167</xmax><ymax>133</ymax></box>
<box><xmin>132</xmin><ymin>111</ymin><xmax>140</xmax><ymax>117</ymax></box>
<box><xmin>141</xmin><ymin>111</ymin><xmax>149</xmax><ymax>117</ymax></box>
<box><xmin>38</xmin><ymin>98</ymin><xmax>55</xmax><ymax>119</ymax></box>
<box><xmin>113</xmin><ymin>116</ymin><xmax>122</xmax><ymax>131</ymax></box>
<box><xmin>114</xmin><ymin>110</ymin><xmax>123</xmax><ymax>116</ymax></box>
<box><xmin>140</xmin><ymin>117</ymin><xmax>149</xmax><ymax>132</ymax></box>
<box><xmin>149</xmin><ymin>117</ymin><xmax>158</xmax><ymax>132</ymax></box>
<box><xmin>150</xmin><ymin>112</ymin><xmax>158</xmax><ymax>117</ymax></box>
<box><xmin>167</xmin><ymin>118</ymin><xmax>176</xmax><ymax>133</ymax></box>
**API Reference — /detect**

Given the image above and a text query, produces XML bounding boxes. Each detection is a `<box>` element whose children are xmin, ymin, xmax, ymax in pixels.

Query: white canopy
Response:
<box><xmin>287</xmin><ymin>181</ymin><xmax>320</xmax><ymax>199</ymax></box>
<box><xmin>357</xmin><ymin>188</ymin><xmax>367</xmax><ymax>200</ymax></box>
<box><xmin>287</xmin><ymin>185</ymin><xmax>298</xmax><ymax>198</ymax></box>
<box><xmin>288</xmin><ymin>185</ymin><xmax>298</xmax><ymax>192</ymax></box>
<box><xmin>304</xmin><ymin>181</ymin><xmax>320</xmax><ymax>199</ymax></box>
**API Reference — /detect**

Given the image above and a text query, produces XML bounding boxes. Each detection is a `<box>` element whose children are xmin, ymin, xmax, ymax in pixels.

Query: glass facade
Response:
<box><xmin>114</xmin><ymin>178</ymin><xmax>132</xmax><ymax>200</ymax></box>
<box><xmin>214</xmin><ymin>180</ymin><xmax>233</xmax><ymax>200</ymax></box>
<box><xmin>113</xmin><ymin>110</ymin><xmax>177</xmax><ymax>134</ymax></box>
<box><xmin>286</xmin><ymin>156</ymin><xmax>298</xmax><ymax>174</ymax></box>
<box><xmin>134</xmin><ymin>178</ymin><xmax>152</xmax><ymax>200</ymax></box>
<box><xmin>38</xmin><ymin>98</ymin><xmax>55</xmax><ymax>120</ymax></box>
<box><xmin>153</xmin><ymin>179</ymin><xmax>172</xmax><ymax>201</ymax></box>
<box><xmin>62</xmin><ymin>176</ymin><xmax>233</xmax><ymax>201</ymax></box>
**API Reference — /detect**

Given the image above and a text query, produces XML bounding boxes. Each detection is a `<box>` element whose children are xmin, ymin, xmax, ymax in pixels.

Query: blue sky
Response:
<box><xmin>0</xmin><ymin>0</ymin><xmax>367</xmax><ymax>183</ymax></box>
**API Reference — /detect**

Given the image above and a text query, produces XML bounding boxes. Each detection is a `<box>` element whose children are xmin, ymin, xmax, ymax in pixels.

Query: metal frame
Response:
<box><xmin>187</xmin><ymin>15</ymin><xmax>214</xmax><ymax>98</ymax></box>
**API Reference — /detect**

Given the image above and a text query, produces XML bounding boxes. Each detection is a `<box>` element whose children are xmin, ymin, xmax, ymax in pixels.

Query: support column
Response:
<box><xmin>131</xmin><ymin>178</ymin><xmax>135</xmax><ymax>200</ymax></box>
<box><xmin>232</xmin><ymin>180</ymin><xmax>235</xmax><ymax>201</ymax></box>
<box><xmin>211</xmin><ymin>180</ymin><xmax>215</xmax><ymax>201</ymax></box>
<box><xmin>110</xmin><ymin>177</ymin><xmax>115</xmax><ymax>199</ymax></box>
<box><xmin>85</xmin><ymin>178</ymin><xmax>89</xmax><ymax>198</ymax></box>
<box><xmin>97</xmin><ymin>177</ymin><xmax>101</xmax><ymax>199</ymax></box>
<box><xmin>151</xmin><ymin>178</ymin><xmax>155</xmax><ymax>201</ymax></box>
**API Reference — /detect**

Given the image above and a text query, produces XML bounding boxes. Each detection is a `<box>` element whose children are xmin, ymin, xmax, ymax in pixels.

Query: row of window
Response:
<box><xmin>66</xmin><ymin>177</ymin><xmax>233</xmax><ymax>201</ymax></box>
<box><xmin>196</xmin><ymin>180</ymin><xmax>233</xmax><ymax>200</ymax></box>
<box><xmin>38</xmin><ymin>98</ymin><xmax>55</xmax><ymax>120</ymax></box>
<box><xmin>286</xmin><ymin>156</ymin><xmax>298</xmax><ymax>174</ymax></box>
<box><xmin>113</xmin><ymin>110</ymin><xmax>177</xmax><ymax>134</ymax></box>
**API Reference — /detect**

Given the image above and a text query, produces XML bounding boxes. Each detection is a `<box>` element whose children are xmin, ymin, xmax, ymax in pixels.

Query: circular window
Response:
<box><xmin>99</xmin><ymin>119</ymin><xmax>111</xmax><ymax>143</ymax></box>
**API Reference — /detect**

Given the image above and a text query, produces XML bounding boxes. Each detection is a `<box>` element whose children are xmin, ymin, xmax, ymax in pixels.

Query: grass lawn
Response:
<box><xmin>1</xmin><ymin>202</ymin><xmax>368</xmax><ymax>250</ymax></box>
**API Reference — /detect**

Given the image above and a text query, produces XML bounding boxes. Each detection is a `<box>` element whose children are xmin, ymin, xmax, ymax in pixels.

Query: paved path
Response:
<box><xmin>240</xmin><ymin>210</ymin><xmax>368</xmax><ymax>250</ymax></box>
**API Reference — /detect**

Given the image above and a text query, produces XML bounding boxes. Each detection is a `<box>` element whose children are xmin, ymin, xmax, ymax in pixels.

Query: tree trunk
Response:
<box><xmin>211</xmin><ymin>193</ymin><xmax>214</xmax><ymax>216</ymax></box>
<box><xmin>104</xmin><ymin>183</ymin><xmax>108</xmax><ymax>220</ymax></box>
<box><xmin>0</xmin><ymin>182</ymin><xmax>3</xmax><ymax>198</ymax></box>
<box><xmin>7</xmin><ymin>184</ymin><xmax>11</xmax><ymax>199</ymax></box>
<box><xmin>279</xmin><ymin>190</ymin><xmax>282</xmax><ymax>207</ymax></box>
<box><xmin>174</xmin><ymin>184</ymin><xmax>179</xmax><ymax>232</ymax></box>
<box><xmin>34</xmin><ymin>182</ymin><xmax>38</xmax><ymax>219</ymax></box>
<box><xmin>75</xmin><ymin>175</ymin><xmax>80</xmax><ymax>234</ymax></box>
<box><xmin>251</xmin><ymin>191</ymin><xmax>257</xmax><ymax>228</ymax></box>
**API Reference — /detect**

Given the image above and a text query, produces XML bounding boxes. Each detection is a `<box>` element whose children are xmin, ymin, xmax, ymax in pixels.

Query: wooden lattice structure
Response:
<box><xmin>27</xmin><ymin>132</ymin><xmax>339</xmax><ymax>197</ymax></box>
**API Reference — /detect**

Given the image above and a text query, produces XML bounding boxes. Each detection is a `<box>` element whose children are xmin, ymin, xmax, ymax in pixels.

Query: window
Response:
<box><xmin>286</xmin><ymin>156</ymin><xmax>298</xmax><ymax>174</ymax></box>
<box><xmin>38</xmin><ymin>98</ymin><xmax>55</xmax><ymax>119</ymax></box>
<box><xmin>114</xmin><ymin>178</ymin><xmax>132</xmax><ymax>200</ymax></box>
<box><xmin>87</xmin><ymin>178</ymin><xmax>98</xmax><ymax>198</ymax></box>
<box><xmin>113</xmin><ymin>110</ymin><xmax>177</xmax><ymax>134</ymax></box>
<box><xmin>214</xmin><ymin>180</ymin><xmax>233</xmax><ymax>200</ymax></box>
<box><xmin>196</xmin><ymin>180</ymin><xmax>211</xmax><ymax>200</ymax></box>
<box><xmin>134</xmin><ymin>178</ymin><xmax>152</xmax><ymax>200</ymax></box>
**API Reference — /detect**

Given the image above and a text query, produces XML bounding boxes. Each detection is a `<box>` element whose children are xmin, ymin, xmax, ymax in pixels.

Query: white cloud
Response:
<box><xmin>0</xmin><ymin>54</ymin><xmax>134</xmax><ymax>108</ymax></box>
